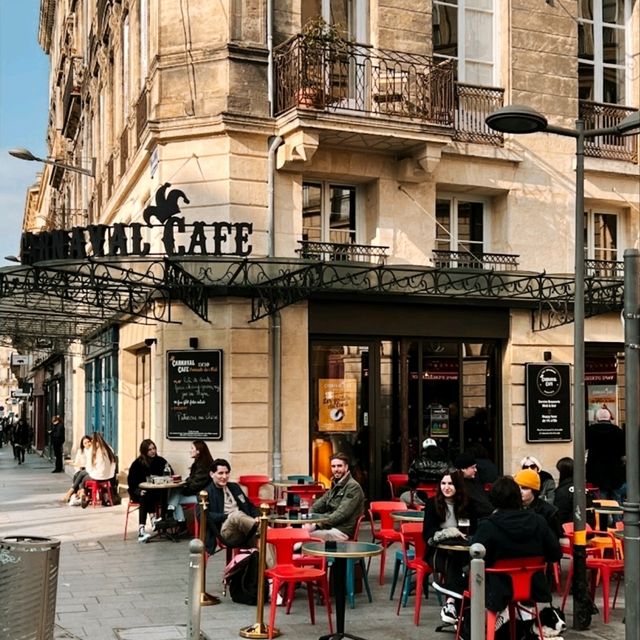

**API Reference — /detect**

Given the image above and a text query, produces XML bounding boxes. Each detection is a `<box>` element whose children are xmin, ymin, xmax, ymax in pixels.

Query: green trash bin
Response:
<box><xmin>0</xmin><ymin>536</ymin><xmax>60</xmax><ymax>640</ymax></box>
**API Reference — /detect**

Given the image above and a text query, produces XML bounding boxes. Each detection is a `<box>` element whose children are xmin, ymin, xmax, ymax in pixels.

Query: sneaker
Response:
<box><xmin>69</xmin><ymin>496</ymin><xmax>82</xmax><ymax>507</ymax></box>
<box><xmin>441</xmin><ymin>602</ymin><xmax>458</xmax><ymax>625</ymax></box>
<box><xmin>152</xmin><ymin>516</ymin><xmax>162</xmax><ymax>531</ymax></box>
<box><xmin>138</xmin><ymin>531</ymin><xmax>151</xmax><ymax>543</ymax></box>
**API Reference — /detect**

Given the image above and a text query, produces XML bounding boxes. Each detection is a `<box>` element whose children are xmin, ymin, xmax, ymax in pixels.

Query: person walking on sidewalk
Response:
<box><xmin>13</xmin><ymin>417</ymin><xmax>30</xmax><ymax>465</ymax></box>
<box><xmin>50</xmin><ymin>415</ymin><xmax>66</xmax><ymax>473</ymax></box>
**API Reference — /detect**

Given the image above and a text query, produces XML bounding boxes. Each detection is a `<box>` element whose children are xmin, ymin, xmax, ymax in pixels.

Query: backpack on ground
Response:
<box><xmin>223</xmin><ymin>549</ymin><xmax>263</xmax><ymax>605</ymax></box>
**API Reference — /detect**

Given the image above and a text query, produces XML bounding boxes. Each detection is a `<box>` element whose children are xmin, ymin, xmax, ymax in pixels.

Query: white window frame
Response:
<box><xmin>123</xmin><ymin>14</ymin><xmax>130</xmax><ymax>115</ymax></box>
<box><xmin>584</xmin><ymin>208</ymin><xmax>620</xmax><ymax>262</ymax></box>
<box><xmin>435</xmin><ymin>194</ymin><xmax>489</xmax><ymax>255</ymax></box>
<box><xmin>321</xmin><ymin>0</ymin><xmax>368</xmax><ymax>42</ymax></box>
<box><xmin>139</xmin><ymin>0</ymin><xmax>148</xmax><ymax>87</ymax></box>
<box><xmin>577</xmin><ymin>0</ymin><xmax>632</xmax><ymax>104</ymax></box>
<box><xmin>432</xmin><ymin>0</ymin><xmax>499</xmax><ymax>87</ymax></box>
<box><xmin>302</xmin><ymin>181</ymin><xmax>362</xmax><ymax>244</ymax></box>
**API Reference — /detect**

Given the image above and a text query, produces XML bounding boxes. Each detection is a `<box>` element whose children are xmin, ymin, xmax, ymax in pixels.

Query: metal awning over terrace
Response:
<box><xmin>0</xmin><ymin>256</ymin><xmax>624</xmax><ymax>349</ymax></box>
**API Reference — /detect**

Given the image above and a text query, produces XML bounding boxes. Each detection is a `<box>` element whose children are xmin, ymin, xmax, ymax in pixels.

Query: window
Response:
<box><xmin>303</xmin><ymin>182</ymin><xmax>358</xmax><ymax>243</ymax></box>
<box><xmin>122</xmin><ymin>14</ymin><xmax>129</xmax><ymax>115</ymax></box>
<box><xmin>139</xmin><ymin>0</ymin><xmax>148</xmax><ymax>87</ymax></box>
<box><xmin>578</xmin><ymin>0</ymin><xmax>629</xmax><ymax>104</ymax></box>
<box><xmin>436</xmin><ymin>197</ymin><xmax>485</xmax><ymax>257</ymax></box>
<box><xmin>584</xmin><ymin>210</ymin><xmax>618</xmax><ymax>262</ymax></box>
<box><xmin>433</xmin><ymin>0</ymin><xmax>496</xmax><ymax>85</ymax></box>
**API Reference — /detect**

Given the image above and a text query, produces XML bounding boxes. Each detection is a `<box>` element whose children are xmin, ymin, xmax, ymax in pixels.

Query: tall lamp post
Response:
<box><xmin>8</xmin><ymin>148</ymin><xmax>95</xmax><ymax>178</ymax></box>
<box><xmin>485</xmin><ymin>105</ymin><xmax>640</xmax><ymax>633</ymax></box>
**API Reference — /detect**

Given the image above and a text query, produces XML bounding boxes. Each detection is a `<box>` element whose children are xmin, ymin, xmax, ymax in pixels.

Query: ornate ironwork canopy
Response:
<box><xmin>0</xmin><ymin>255</ymin><xmax>624</xmax><ymax>350</ymax></box>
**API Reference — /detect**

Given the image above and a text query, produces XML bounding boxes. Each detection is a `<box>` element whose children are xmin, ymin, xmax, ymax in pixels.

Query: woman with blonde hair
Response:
<box><xmin>520</xmin><ymin>455</ymin><xmax>556</xmax><ymax>503</ymax></box>
<box><xmin>61</xmin><ymin>434</ymin><xmax>92</xmax><ymax>504</ymax></box>
<box><xmin>78</xmin><ymin>432</ymin><xmax>117</xmax><ymax>508</ymax></box>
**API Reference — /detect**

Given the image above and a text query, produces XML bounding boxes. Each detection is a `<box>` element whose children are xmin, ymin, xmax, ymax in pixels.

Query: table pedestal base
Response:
<box><xmin>319</xmin><ymin>633</ymin><xmax>368</xmax><ymax>640</ymax></box>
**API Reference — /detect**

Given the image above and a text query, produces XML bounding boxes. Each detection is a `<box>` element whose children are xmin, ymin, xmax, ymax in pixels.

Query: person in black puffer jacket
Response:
<box><xmin>400</xmin><ymin>438</ymin><xmax>449</xmax><ymax>506</ymax></box>
<box><xmin>471</xmin><ymin>476</ymin><xmax>561</xmax><ymax>616</ymax></box>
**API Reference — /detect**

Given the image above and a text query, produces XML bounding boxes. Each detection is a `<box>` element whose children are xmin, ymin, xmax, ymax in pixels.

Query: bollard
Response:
<box><xmin>198</xmin><ymin>490</ymin><xmax>220</xmax><ymax>606</ymax></box>
<box><xmin>469</xmin><ymin>543</ymin><xmax>486</xmax><ymax>640</ymax></box>
<box><xmin>187</xmin><ymin>538</ymin><xmax>205</xmax><ymax>640</ymax></box>
<box><xmin>239</xmin><ymin>503</ymin><xmax>279</xmax><ymax>638</ymax></box>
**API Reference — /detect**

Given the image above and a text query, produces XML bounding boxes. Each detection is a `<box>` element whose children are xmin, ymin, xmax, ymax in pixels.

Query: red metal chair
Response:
<box><xmin>368</xmin><ymin>501</ymin><xmax>408</xmax><ymax>585</ymax></box>
<box><xmin>396</xmin><ymin>522</ymin><xmax>432</xmax><ymax>626</ymax></box>
<box><xmin>239</xmin><ymin>474</ymin><xmax>277</xmax><ymax>508</ymax></box>
<box><xmin>455</xmin><ymin>556</ymin><xmax>547</xmax><ymax>640</ymax></box>
<box><xmin>123</xmin><ymin>500</ymin><xmax>140</xmax><ymax>540</ymax></box>
<box><xmin>84</xmin><ymin>479</ymin><xmax>113</xmax><ymax>507</ymax></box>
<box><xmin>285</xmin><ymin>483</ymin><xmax>326</xmax><ymax>506</ymax></box>
<box><xmin>265</xmin><ymin>528</ymin><xmax>333</xmax><ymax>640</ymax></box>
<box><xmin>387</xmin><ymin>474</ymin><xmax>409</xmax><ymax>500</ymax></box>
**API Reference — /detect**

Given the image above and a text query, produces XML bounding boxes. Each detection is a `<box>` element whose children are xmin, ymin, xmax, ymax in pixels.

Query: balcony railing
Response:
<box><xmin>62</xmin><ymin>58</ymin><xmax>83</xmax><ymax>140</ymax></box>
<box><xmin>585</xmin><ymin>259</ymin><xmax>623</xmax><ymax>278</ymax></box>
<box><xmin>453</xmin><ymin>83</ymin><xmax>504</xmax><ymax>145</ymax></box>
<box><xmin>580</xmin><ymin>101</ymin><xmax>638</xmax><ymax>163</ymax></box>
<box><xmin>432</xmin><ymin>250</ymin><xmax>519</xmax><ymax>271</ymax></box>
<box><xmin>297</xmin><ymin>240</ymin><xmax>389</xmax><ymax>264</ymax></box>
<box><xmin>274</xmin><ymin>35</ymin><xmax>455</xmax><ymax>126</ymax></box>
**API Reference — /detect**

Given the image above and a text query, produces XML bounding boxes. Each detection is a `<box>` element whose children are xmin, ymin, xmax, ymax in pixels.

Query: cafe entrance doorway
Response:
<box><xmin>309</xmin><ymin>338</ymin><xmax>501</xmax><ymax>500</ymax></box>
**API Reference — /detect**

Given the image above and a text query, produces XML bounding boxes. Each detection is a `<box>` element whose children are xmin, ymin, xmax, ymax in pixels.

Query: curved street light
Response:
<box><xmin>8</xmin><ymin>147</ymin><xmax>94</xmax><ymax>178</ymax></box>
<box><xmin>486</xmin><ymin>105</ymin><xmax>640</xmax><ymax>635</ymax></box>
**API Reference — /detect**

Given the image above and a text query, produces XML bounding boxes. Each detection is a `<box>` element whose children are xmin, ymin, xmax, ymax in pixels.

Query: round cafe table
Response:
<box><xmin>268</xmin><ymin>513</ymin><xmax>327</xmax><ymax>526</ymax></box>
<box><xmin>139</xmin><ymin>481</ymin><xmax>185</xmax><ymax>491</ymax></box>
<box><xmin>302</xmin><ymin>541</ymin><xmax>382</xmax><ymax>640</ymax></box>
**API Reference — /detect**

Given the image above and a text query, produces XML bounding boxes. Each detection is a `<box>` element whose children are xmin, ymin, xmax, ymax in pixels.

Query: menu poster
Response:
<box><xmin>430</xmin><ymin>405</ymin><xmax>450</xmax><ymax>438</ymax></box>
<box><xmin>167</xmin><ymin>350</ymin><xmax>222</xmax><ymax>440</ymax></box>
<box><xmin>318</xmin><ymin>378</ymin><xmax>357</xmax><ymax>432</ymax></box>
<box><xmin>525</xmin><ymin>363</ymin><xmax>571</xmax><ymax>442</ymax></box>
<box><xmin>587</xmin><ymin>385</ymin><xmax>616</xmax><ymax>423</ymax></box>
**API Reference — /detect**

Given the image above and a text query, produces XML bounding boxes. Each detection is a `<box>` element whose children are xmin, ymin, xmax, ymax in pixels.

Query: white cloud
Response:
<box><xmin>0</xmin><ymin>149</ymin><xmax>39</xmax><ymax>264</ymax></box>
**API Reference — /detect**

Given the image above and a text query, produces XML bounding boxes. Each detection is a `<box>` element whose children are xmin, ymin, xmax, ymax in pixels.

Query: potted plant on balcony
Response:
<box><xmin>298</xmin><ymin>17</ymin><xmax>345</xmax><ymax>108</ymax></box>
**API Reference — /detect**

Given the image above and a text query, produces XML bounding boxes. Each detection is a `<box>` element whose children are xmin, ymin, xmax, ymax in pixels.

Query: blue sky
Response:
<box><xmin>0</xmin><ymin>2</ymin><xmax>49</xmax><ymax>264</ymax></box>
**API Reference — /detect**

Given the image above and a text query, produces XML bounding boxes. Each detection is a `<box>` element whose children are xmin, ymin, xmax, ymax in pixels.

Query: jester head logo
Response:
<box><xmin>143</xmin><ymin>182</ymin><xmax>190</xmax><ymax>225</ymax></box>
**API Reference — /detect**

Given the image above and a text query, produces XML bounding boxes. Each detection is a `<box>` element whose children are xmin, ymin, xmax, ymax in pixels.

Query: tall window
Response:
<box><xmin>578</xmin><ymin>0</ymin><xmax>629</xmax><ymax>104</ymax></box>
<box><xmin>436</xmin><ymin>197</ymin><xmax>484</xmax><ymax>257</ymax></box>
<box><xmin>584</xmin><ymin>210</ymin><xmax>618</xmax><ymax>262</ymax></box>
<box><xmin>301</xmin><ymin>0</ymin><xmax>368</xmax><ymax>41</ymax></box>
<box><xmin>122</xmin><ymin>14</ymin><xmax>129</xmax><ymax>117</ymax></box>
<box><xmin>139</xmin><ymin>0</ymin><xmax>148</xmax><ymax>87</ymax></box>
<box><xmin>302</xmin><ymin>182</ymin><xmax>357</xmax><ymax>243</ymax></box>
<box><xmin>432</xmin><ymin>0</ymin><xmax>495</xmax><ymax>85</ymax></box>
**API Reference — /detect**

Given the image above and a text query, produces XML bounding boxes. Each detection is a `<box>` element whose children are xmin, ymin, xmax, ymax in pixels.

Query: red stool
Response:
<box><xmin>84</xmin><ymin>479</ymin><xmax>113</xmax><ymax>507</ymax></box>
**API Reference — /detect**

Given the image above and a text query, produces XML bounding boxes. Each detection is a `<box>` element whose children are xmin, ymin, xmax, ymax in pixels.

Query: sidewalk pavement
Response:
<box><xmin>0</xmin><ymin>446</ymin><xmax>626</xmax><ymax>640</ymax></box>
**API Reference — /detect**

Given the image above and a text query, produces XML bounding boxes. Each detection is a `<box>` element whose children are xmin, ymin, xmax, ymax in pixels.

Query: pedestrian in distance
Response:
<box><xmin>586</xmin><ymin>407</ymin><xmax>625</xmax><ymax>503</ymax></box>
<box><xmin>50</xmin><ymin>415</ymin><xmax>66</xmax><ymax>473</ymax></box>
<box><xmin>13</xmin><ymin>417</ymin><xmax>31</xmax><ymax>465</ymax></box>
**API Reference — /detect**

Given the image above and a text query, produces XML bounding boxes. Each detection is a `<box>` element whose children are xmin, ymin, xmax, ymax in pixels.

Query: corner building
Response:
<box><xmin>14</xmin><ymin>0</ymin><xmax>638</xmax><ymax>498</ymax></box>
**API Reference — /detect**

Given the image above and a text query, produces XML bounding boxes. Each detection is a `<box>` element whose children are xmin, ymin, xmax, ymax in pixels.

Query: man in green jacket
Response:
<box><xmin>307</xmin><ymin>452</ymin><xmax>364</xmax><ymax>540</ymax></box>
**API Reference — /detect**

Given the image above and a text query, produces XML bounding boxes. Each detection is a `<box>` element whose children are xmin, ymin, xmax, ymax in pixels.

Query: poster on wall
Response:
<box><xmin>587</xmin><ymin>385</ymin><xmax>617</xmax><ymax>423</ymax></box>
<box><xmin>525</xmin><ymin>363</ymin><xmax>571</xmax><ymax>442</ymax></box>
<box><xmin>430</xmin><ymin>405</ymin><xmax>450</xmax><ymax>438</ymax></box>
<box><xmin>167</xmin><ymin>350</ymin><xmax>223</xmax><ymax>440</ymax></box>
<box><xmin>318</xmin><ymin>378</ymin><xmax>357</xmax><ymax>432</ymax></box>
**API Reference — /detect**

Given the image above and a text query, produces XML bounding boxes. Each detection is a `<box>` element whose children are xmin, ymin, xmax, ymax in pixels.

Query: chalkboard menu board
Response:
<box><xmin>167</xmin><ymin>350</ymin><xmax>223</xmax><ymax>440</ymax></box>
<box><xmin>526</xmin><ymin>363</ymin><xmax>571</xmax><ymax>442</ymax></box>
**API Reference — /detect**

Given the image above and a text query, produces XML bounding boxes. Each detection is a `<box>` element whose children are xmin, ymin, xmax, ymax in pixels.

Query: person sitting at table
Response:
<box><xmin>423</xmin><ymin>469</ymin><xmax>477</xmax><ymax>626</ymax></box>
<box><xmin>470</xmin><ymin>476</ymin><xmax>561</xmax><ymax>626</ymax></box>
<box><xmin>127</xmin><ymin>439</ymin><xmax>173</xmax><ymax>543</ymax></box>
<box><xmin>454</xmin><ymin>453</ymin><xmax>493</xmax><ymax>519</ymax></box>
<box><xmin>166</xmin><ymin>439</ymin><xmax>214</xmax><ymax>529</ymax></box>
<box><xmin>514</xmin><ymin>468</ymin><xmax>562</xmax><ymax>539</ymax></box>
<box><xmin>400</xmin><ymin>437</ymin><xmax>449</xmax><ymax>506</ymax></box>
<box><xmin>77</xmin><ymin>432</ymin><xmax>117</xmax><ymax>508</ymax></box>
<box><xmin>520</xmin><ymin>455</ymin><xmax>556</xmax><ymax>503</ymax></box>
<box><xmin>305</xmin><ymin>452</ymin><xmax>365</xmax><ymax>541</ymax></box>
<box><xmin>200</xmin><ymin>458</ymin><xmax>260</xmax><ymax>554</ymax></box>
<box><xmin>61</xmin><ymin>435</ymin><xmax>92</xmax><ymax>504</ymax></box>
<box><xmin>553</xmin><ymin>457</ymin><xmax>574</xmax><ymax>525</ymax></box>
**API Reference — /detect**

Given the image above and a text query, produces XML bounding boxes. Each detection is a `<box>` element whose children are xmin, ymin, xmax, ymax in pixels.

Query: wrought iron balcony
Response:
<box><xmin>297</xmin><ymin>240</ymin><xmax>388</xmax><ymax>264</ymax></box>
<box><xmin>453</xmin><ymin>83</ymin><xmax>504</xmax><ymax>145</ymax></box>
<box><xmin>62</xmin><ymin>58</ymin><xmax>83</xmax><ymax>140</ymax></box>
<box><xmin>274</xmin><ymin>35</ymin><xmax>455</xmax><ymax>126</ymax></box>
<box><xmin>585</xmin><ymin>259</ymin><xmax>624</xmax><ymax>279</ymax></box>
<box><xmin>580</xmin><ymin>101</ymin><xmax>638</xmax><ymax>163</ymax></box>
<box><xmin>432</xmin><ymin>250</ymin><xmax>519</xmax><ymax>271</ymax></box>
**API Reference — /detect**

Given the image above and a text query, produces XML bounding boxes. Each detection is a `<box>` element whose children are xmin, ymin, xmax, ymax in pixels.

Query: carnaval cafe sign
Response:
<box><xmin>19</xmin><ymin>183</ymin><xmax>253</xmax><ymax>265</ymax></box>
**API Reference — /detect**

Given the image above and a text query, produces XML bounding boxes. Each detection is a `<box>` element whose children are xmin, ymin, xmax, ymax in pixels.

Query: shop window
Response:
<box><xmin>436</xmin><ymin>196</ymin><xmax>485</xmax><ymax>260</ymax></box>
<box><xmin>303</xmin><ymin>182</ymin><xmax>358</xmax><ymax>244</ymax></box>
<box><xmin>433</xmin><ymin>0</ymin><xmax>496</xmax><ymax>86</ymax></box>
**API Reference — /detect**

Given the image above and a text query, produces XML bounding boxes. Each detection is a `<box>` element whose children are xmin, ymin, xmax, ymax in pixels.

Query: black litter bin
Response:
<box><xmin>0</xmin><ymin>536</ymin><xmax>60</xmax><ymax>640</ymax></box>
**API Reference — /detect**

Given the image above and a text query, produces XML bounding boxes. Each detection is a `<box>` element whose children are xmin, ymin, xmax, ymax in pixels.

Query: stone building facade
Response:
<box><xmin>14</xmin><ymin>0</ymin><xmax>638</xmax><ymax>496</ymax></box>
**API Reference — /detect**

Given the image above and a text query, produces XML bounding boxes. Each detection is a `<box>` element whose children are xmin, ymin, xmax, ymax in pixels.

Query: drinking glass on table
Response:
<box><xmin>458</xmin><ymin>518</ymin><xmax>470</xmax><ymax>536</ymax></box>
<box><xmin>276</xmin><ymin>500</ymin><xmax>287</xmax><ymax>516</ymax></box>
<box><xmin>300</xmin><ymin>499</ymin><xmax>309</xmax><ymax>518</ymax></box>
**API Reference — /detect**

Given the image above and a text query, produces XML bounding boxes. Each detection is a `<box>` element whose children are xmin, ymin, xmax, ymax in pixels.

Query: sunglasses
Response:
<box><xmin>522</xmin><ymin>464</ymin><xmax>538</xmax><ymax>470</ymax></box>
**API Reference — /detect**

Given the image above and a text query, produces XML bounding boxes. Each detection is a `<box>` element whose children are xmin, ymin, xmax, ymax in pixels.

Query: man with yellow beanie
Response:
<box><xmin>514</xmin><ymin>468</ymin><xmax>562</xmax><ymax>538</ymax></box>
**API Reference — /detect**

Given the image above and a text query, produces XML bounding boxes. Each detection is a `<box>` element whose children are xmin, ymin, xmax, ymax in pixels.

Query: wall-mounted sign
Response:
<box><xmin>167</xmin><ymin>350</ymin><xmax>222</xmax><ymax>440</ymax></box>
<box><xmin>525</xmin><ymin>363</ymin><xmax>571</xmax><ymax>442</ymax></box>
<box><xmin>430</xmin><ymin>405</ymin><xmax>450</xmax><ymax>438</ymax></box>
<box><xmin>318</xmin><ymin>378</ymin><xmax>357</xmax><ymax>432</ymax></box>
<box><xmin>20</xmin><ymin>183</ymin><xmax>253</xmax><ymax>265</ymax></box>
<box><xmin>10</xmin><ymin>354</ymin><xmax>32</xmax><ymax>366</ymax></box>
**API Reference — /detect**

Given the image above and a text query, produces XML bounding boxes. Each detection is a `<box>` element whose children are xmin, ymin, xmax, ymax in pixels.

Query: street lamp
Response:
<box><xmin>486</xmin><ymin>105</ymin><xmax>640</xmax><ymax>634</ymax></box>
<box><xmin>8</xmin><ymin>147</ymin><xmax>95</xmax><ymax>178</ymax></box>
